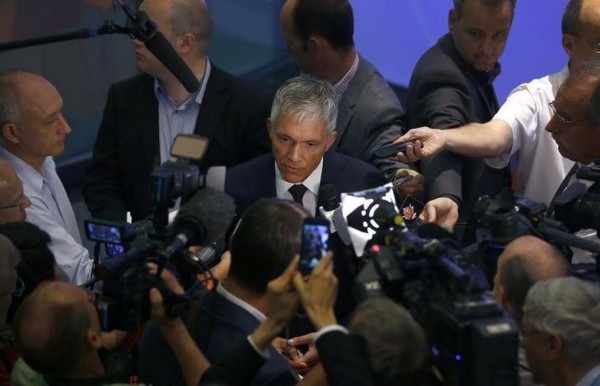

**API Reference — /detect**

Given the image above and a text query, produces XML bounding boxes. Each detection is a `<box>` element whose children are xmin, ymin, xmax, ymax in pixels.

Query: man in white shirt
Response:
<box><xmin>395</xmin><ymin>0</ymin><xmax>600</xmax><ymax>206</ymax></box>
<box><xmin>0</xmin><ymin>70</ymin><xmax>93</xmax><ymax>285</ymax></box>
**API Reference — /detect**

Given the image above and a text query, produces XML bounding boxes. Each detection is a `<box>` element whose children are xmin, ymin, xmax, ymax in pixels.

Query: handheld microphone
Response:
<box><xmin>318</xmin><ymin>184</ymin><xmax>352</xmax><ymax>245</ymax></box>
<box><xmin>158</xmin><ymin>187</ymin><xmax>235</xmax><ymax>260</ymax></box>
<box><xmin>118</xmin><ymin>2</ymin><xmax>200</xmax><ymax>93</ymax></box>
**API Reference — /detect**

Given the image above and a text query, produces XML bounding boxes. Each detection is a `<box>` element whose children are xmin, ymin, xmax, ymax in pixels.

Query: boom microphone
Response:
<box><xmin>118</xmin><ymin>2</ymin><xmax>200</xmax><ymax>93</ymax></box>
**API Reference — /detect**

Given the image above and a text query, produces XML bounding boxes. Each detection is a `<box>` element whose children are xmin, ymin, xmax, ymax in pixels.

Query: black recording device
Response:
<box><xmin>374</xmin><ymin>141</ymin><xmax>417</xmax><ymax>158</ymax></box>
<box><xmin>85</xmin><ymin>135</ymin><xmax>236</xmax><ymax>331</ymax></box>
<box><xmin>299</xmin><ymin>218</ymin><xmax>330</xmax><ymax>275</ymax></box>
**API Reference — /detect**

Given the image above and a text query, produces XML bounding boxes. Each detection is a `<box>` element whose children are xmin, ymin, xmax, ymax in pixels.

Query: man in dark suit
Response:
<box><xmin>139</xmin><ymin>199</ymin><xmax>306</xmax><ymax>386</ymax></box>
<box><xmin>225</xmin><ymin>76</ymin><xmax>386</xmax><ymax>325</ymax></box>
<box><xmin>83</xmin><ymin>0</ymin><xmax>271</xmax><ymax>222</ymax></box>
<box><xmin>406</xmin><ymin>0</ymin><xmax>515</xmax><ymax>242</ymax></box>
<box><xmin>278</xmin><ymin>0</ymin><xmax>423</xmax><ymax>196</ymax></box>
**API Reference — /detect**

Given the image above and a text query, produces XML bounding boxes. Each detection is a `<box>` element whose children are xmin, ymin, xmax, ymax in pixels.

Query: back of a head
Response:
<box><xmin>292</xmin><ymin>0</ymin><xmax>354</xmax><ymax>50</ymax></box>
<box><xmin>270</xmin><ymin>76</ymin><xmax>338</xmax><ymax>133</ymax></box>
<box><xmin>14</xmin><ymin>281</ymin><xmax>94</xmax><ymax>377</ymax></box>
<box><xmin>498</xmin><ymin>236</ymin><xmax>570</xmax><ymax>322</ymax></box>
<box><xmin>523</xmin><ymin>277</ymin><xmax>600</xmax><ymax>366</ymax></box>
<box><xmin>561</xmin><ymin>0</ymin><xmax>583</xmax><ymax>35</ymax></box>
<box><xmin>0</xmin><ymin>69</ymin><xmax>26</xmax><ymax>128</ymax></box>
<box><xmin>228</xmin><ymin>199</ymin><xmax>308</xmax><ymax>295</ymax></box>
<box><xmin>349</xmin><ymin>298</ymin><xmax>429</xmax><ymax>385</ymax></box>
<box><xmin>170</xmin><ymin>0</ymin><xmax>213</xmax><ymax>53</ymax></box>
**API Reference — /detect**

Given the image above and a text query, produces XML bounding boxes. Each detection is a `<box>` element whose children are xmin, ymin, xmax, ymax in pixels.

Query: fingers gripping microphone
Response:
<box><xmin>119</xmin><ymin>2</ymin><xmax>200</xmax><ymax>93</ymax></box>
<box><xmin>318</xmin><ymin>184</ymin><xmax>352</xmax><ymax>246</ymax></box>
<box><xmin>158</xmin><ymin>187</ymin><xmax>235</xmax><ymax>260</ymax></box>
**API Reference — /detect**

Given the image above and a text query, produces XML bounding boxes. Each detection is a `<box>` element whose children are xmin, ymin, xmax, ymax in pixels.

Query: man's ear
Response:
<box><xmin>178</xmin><ymin>33</ymin><xmax>195</xmax><ymax>55</ymax></box>
<box><xmin>546</xmin><ymin>333</ymin><xmax>564</xmax><ymax>362</ymax></box>
<box><xmin>325</xmin><ymin>131</ymin><xmax>337</xmax><ymax>150</ymax></box>
<box><xmin>1</xmin><ymin>123</ymin><xmax>21</xmax><ymax>144</ymax></box>
<box><xmin>448</xmin><ymin>9</ymin><xmax>457</xmax><ymax>33</ymax></box>
<box><xmin>562</xmin><ymin>33</ymin><xmax>574</xmax><ymax>57</ymax></box>
<box><xmin>85</xmin><ymin>328</ymin><xmax>104</xmax><ymax>351</ymax></box>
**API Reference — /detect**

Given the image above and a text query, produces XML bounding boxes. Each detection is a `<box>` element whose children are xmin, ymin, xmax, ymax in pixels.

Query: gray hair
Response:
<box><xmin>349</xmin><ymin>298</ymin><xmax>428</xmax><ymax>385</ymax></box>
<box><xmin>170</xmin><ymin>0</ymin><xmax>213</xmax><ymax>52</ymax></box>
<box><xmin>561</xmin><ymin>0</ymin><xmax>583</xmax><ymax>35</ymax></box>
<box><xmin>452</xmin><ymin>0</ymin><xmax>517</xmax><ymax>18</ymax></box>
<box><xmin>0</xmin><ymin>69</ymin><xmax>27</xmax><ymax>127</ymax></box>
<box><xmin>270</xmin><ymin>77</ymin><xmax>337</xmax><ymax>133</ymax></box>
<box><xmin>523</xmin><ymin>277</ymin><xmax>600</xmax><ymax>365</ymax></box>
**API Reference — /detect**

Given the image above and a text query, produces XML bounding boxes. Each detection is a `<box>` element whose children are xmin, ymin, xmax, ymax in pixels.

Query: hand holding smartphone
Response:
<box><xmin>299</xmin><ymin>218</ymin><xmax>330</xmax><ymax>275</ymax></box>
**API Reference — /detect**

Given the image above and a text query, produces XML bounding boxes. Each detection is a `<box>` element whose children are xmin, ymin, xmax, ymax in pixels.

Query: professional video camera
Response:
<box><xmin>84</xmin><ymin>135</ymin><xmax>235</xmax><ymax>331</ymax></box>
<box><xmin>337</xmin><ymin>185</ymin><xmax>518</xmax><ymax>386</ymax></box>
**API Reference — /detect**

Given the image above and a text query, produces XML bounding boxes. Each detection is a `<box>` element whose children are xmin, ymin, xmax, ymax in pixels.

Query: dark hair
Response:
<box><xmin>561</xmin><ymin>0</ymin><xmax>583</xmax><ymax>35</ymax></box>
<box><xmin>228</xmin><ymin>199</ymin><xmax>308</xmax><ymax>294</ymax></box>
<box><xmin>292</xmin><ymin>0</ymin><xmax>354</xmax><ymax>50</ymax></box>
<box><xmin>453</xmin><ymin>0</ymin><xmax>517</xmax><ymax>19</ymax></box>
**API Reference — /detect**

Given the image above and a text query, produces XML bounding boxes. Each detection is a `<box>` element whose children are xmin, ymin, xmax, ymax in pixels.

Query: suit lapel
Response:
<box><xmin>194</xmin><ymin>65</ymin><xmax>228</xmax><ymax>146</ymax></box>
<box><xmin>251</xmin><ymin>155</ymin><xmax>277</xmax><ymax>199</ymax></box>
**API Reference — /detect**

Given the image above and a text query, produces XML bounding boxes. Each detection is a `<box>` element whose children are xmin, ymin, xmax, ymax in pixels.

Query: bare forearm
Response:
<box><xmin>443</xmin><ymin>120</ymin><xmax>512</xmax><ymax>157</ymax></box>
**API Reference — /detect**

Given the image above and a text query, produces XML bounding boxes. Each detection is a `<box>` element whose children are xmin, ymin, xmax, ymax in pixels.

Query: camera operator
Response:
<box><xmin>492</xmin><ymin>235</ymin><xmax>571</xmax><ymax>386</ymax></box>
<box><xmin>521</xmin><ymin>277</ymin><xmax>600</xmax><ymax>386</ymax></box>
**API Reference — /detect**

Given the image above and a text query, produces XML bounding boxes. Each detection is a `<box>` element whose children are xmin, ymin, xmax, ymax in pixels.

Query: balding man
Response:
<box><xmin>0</xmin><ymin>159</ymin><xmax>30</xmax><ymax>223</ymax></box>
<box><xmin>0</xmin><ymin>70</ymin><xmax>92</xmax><ymax>285</ymax></box>
<box><xmin>84</xmin><ymin>0</ymin><xmax>272</xmax><ymax>222</ymax></box>
<box><xmin>492</xmin><ymin>235</ymin><xmax>570</xmax><ymax>386</ymax></box>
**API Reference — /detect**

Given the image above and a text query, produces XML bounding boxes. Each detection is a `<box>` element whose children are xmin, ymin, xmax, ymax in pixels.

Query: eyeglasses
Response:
<box><xmin>549</xmin><ymin>101</ymin><xmax>588</xmax><ymax>125</ymax></box>
<box><xmin>0</xmin><ymin>192</ymin><xmax>26</xmax><ymax>211</ymax></box>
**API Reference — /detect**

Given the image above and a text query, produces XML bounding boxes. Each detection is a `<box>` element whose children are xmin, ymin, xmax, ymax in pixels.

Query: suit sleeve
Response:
<box><xmin>82</xmin><ymin>85</ymin><xmax>128</xmax><ymax>221</ymax></box>
<box><xmin>409</xmin><ymin>66</ymin><xmax>473</xmax><ymax>205</ymax></box>
<box><xmin>238</xmin><ymin>86</ymin><xmax>272</xmax><ymax>163</ymax></box>
<box><xmin>316</xmin><ymin>331</ymin><xmax>376</xmax><ymax>386</ymax></box>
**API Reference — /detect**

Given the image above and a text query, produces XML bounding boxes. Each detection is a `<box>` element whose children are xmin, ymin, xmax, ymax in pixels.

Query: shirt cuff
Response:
<box><xmin>314</xmin><ymin>324</ymin><xmax>349</xmax><ymax>343</ymax></box>
<box><xmin>247</xmin><ymin>335</ymin><xmax>270</xmax><ymax>360</ymax></box>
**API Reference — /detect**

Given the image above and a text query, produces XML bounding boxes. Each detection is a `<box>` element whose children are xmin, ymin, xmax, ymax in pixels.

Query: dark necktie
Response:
<box><xmin>288</xmin><ymin>184</ymin><xmax>308</xmax><ymax>204</ymax></box>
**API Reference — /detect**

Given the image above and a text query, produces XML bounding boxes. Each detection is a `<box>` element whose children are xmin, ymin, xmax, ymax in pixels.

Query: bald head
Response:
<box><xmin>0</xmin><ymin>158</ymin><xmax>29</xmax><ymax>222</ymax></box>
<box><xmin>493</xmin><ymin>236</ymin><xmax>570</xmax><ymax>323</ymax></box>
<box><xmin>14</xmin><ymin>281</ymin><xmax>101</xmax><ymax>377</ymax></box>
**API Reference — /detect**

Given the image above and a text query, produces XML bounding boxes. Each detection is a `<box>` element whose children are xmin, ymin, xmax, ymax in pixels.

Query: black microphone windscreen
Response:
<box><xmin>417</xmin><ymin>222</ymin><xmax>456</xmax><ymax>241</ymax></box>
<box><xmin>319</xmin><ymin>184</ymin><xmax>338</xmax><ymax>211</ymax></box>
<box><xmin>174</xmin><ymin>187</ymin><xmax>235</xmax><ymax>246</ymax></box>
<box><xmin>144</xmin><ymin>31</ymin><xmax>200</xmax><ymax>93</ymax></box>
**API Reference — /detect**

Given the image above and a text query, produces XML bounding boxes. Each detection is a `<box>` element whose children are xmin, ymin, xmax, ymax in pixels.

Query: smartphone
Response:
<box><xmin>299</xmin><ymin>218</ymin><xmax>330</xmax><ymax>275</ymax></box>
<box><xmin>373</xmin><ymin>141</ymin><xmax>416</xmax><ymax>158</ymax></box>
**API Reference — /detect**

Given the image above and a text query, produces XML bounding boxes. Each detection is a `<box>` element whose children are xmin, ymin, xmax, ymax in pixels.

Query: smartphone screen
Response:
<box><xmin>299</xmin><ymin>218</ymin><xmax>330</xmax><ymax>275</ymax></box>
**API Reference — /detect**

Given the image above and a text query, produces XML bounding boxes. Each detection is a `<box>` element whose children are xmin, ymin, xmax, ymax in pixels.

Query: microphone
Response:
<box><xmin>318</xmin><ymin>184</ymin><xmax>352</xmax><ymax>245</ymax></box>
<box><xmin>118</xmin><ymin>3</ymin><xmax>200</xmax><ymax>93</ymax></box>
<box><xmin>158</xmin><ymin>187</ymin><xmax>235</xmax><ymax>260</ymax></box>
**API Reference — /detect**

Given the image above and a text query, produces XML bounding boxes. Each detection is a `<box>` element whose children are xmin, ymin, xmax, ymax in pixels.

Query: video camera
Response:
<box><xmin>84</xmin><ymin>135</ymin><xmax>235</xmax><ymax>331</ymax></box>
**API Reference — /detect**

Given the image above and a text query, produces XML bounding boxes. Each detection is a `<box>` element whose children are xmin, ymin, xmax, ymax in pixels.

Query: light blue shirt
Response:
<box><xmin>577</xmin><ymin>364</ymin><xmax>600</xmax><ymax>386</ymax></box>
<box><xmin>0</xmin><ymin>148</ymin><xmax>93</xmax><ymax>285</ymax></box>
<box><xmin>155</xmin><ymin>59</ymin><xmax>211</xmax><ymax>164</ymax></box>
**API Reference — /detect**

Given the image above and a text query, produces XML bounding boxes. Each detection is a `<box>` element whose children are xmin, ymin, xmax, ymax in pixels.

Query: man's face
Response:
<box><xmin>449</xmin><ymin>0</ymin><xmax>513</xmax><ymax>72</ymax></box>
<box><xmin>0</xmin><ymin>168</ymin><xmax>31</xmax><ymax>223</ymax></box>
<box><xmin>134</xmin><ymin>0</ymin><xmax>179</xmax><ymax>77</ymax></box>
<box><xmin>565</xmin><ymin>0</ymin><xmax>600</xmax><ymax>72</ymax></box>
<box><xmin>520</xmin><ymin>315</ymin><xmax>552</xmax><ymax>385</ymax></box>
<box><xmin>269</xmin><ymin>111</ymin><xmax>336</xmax><ymax>183</ymax></box>
<box><xmin>280</xmin><ymin>0</ymin><xmax>318</xmax><ymax>76</ymax></box>
<box><xmin>13</xmin><ymin>75</ymin><xmax>71</xmax><ymax>166</ymax></box>
<box><xmin>545</xmin><ymin>80</ymin><xmax>600</xmax><ymax>164</ymax></box>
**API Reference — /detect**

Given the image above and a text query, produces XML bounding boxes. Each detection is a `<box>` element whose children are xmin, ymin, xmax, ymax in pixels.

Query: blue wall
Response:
<box><xmin>351</xmin><ymin>0</ymin><xmax>567</xmax><ymax>102</ymax></box>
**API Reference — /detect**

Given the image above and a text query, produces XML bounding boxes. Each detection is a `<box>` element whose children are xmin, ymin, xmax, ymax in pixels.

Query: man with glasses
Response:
<box><xmin>0</xmin><ymin>159</ymin><xmax>30</xmax><ymax>223</ymax></box>
<box><xmin>520</xmin><ymin>277</ymin><xmax>600</xmax><ymax>386</ymax></box>
<box><xmin>395</xmin><ymin>0</ymin><xmax>600</xmax><ymax>206</ymax></box>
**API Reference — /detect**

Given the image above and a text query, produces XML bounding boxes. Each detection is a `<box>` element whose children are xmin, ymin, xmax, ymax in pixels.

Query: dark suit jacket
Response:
<box><xmin>138</xmin><ymin>289</ymin><xmax>298</xmax><ymax>386</ymax></box>
<box><xmin>332</xmin><ymin>55</ymin><xmax>410</xmax><ymax>179</ymax></box>
<box><xmin>406</xmin><ymin>34</ymin><xmax>510</xmax><ymax>242</ymax></box>
<box><xmin>316</xmin><ymin>330</ymin><xmax>376</xmax><ymax>386</ymax></box>
<box><xmin>83</xmin><ymin>64</ymin><xmax>272</xmax><ymax>222</ymax></box>
<box><xmin>225</xmin><ymin>151</ymin><xmax>386</xmax><ymax>322</ymax></box>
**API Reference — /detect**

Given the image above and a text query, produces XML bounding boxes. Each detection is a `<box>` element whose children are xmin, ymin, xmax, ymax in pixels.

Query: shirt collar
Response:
<box><xmin>0</xmin><ymin>147</ymin><xmax>52</xmax><ymax>195</ymax></box>
<box><xmin>575</xmin><ymin>364</ymin><xmax>600</xmax><ymax>386</ymax></box>
<box><xmin>153</xmin><ymin>58</ymin><xmax>212</xmax><ymax>108</ymax></box>
<box><xmin>332</xmin><ymin>51</ymin><xmax>359</xmax><ymax>101</ymax></box>
<box><xmin>216</xmin><ymin>282</ymin><xmax>266</xmax><ymax>322</ymax></box>
<box><xmin>275</xmin><ymin>157</ymin><xmax>324</xmax><ymax>198</ymax></box>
